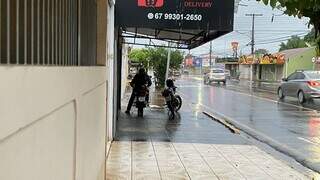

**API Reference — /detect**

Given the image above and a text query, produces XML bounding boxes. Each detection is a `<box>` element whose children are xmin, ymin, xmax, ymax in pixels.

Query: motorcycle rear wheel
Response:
<box><xmin>137</xmin><ymin>106</ymin><xmax>144</xmax><ymax>117</ymax></box>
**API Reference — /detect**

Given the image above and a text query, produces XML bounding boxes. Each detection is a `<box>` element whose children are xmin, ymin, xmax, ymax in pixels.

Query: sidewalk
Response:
<box><xmin>229</xmin><ymin>79</ymin><xmax>280</xmax><ymax>93</ymax></box>
<box><xmin>106</xmin><ymin>90</ymin><xmax>313</xmax><ymax>179</ymax></box>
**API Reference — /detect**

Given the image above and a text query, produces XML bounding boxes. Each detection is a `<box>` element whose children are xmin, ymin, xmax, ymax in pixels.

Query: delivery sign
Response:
<box><xmin>116</xmin><ymin>0</ymin><xmax>234</xmax><ymax>31</ymax></box>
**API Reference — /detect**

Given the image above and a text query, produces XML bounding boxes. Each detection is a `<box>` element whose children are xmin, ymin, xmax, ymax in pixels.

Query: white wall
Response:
<box><xmin>0</xmin><ymin>66</ymin><xmax>108</xmax><ymax>180</ymax></box>
<box><xmin>239</xmin><ymin>65</ymin><xmax>251</xmax><ymax>80</ymax></box>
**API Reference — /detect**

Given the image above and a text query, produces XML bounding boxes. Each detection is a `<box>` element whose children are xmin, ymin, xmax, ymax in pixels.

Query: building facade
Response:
<box><xmin>0</xmin><ymin>0</ymin><xmax>116</xmax><ymax>179</ymax></box>
<box><xmin>283</xmin><ymin>47</ymin><xmax>317</xmax><ymax>77</ymax></box>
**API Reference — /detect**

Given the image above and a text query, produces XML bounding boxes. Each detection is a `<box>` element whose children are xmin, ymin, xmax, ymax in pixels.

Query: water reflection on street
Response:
<box><xmin>177</xmin><ymin>75</ymin><xmax>320</xmax><ymax>172</ymax></box>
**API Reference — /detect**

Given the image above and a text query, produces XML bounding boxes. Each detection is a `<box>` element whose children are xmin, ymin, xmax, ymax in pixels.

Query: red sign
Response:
<box><xmin>185</xmin><ymin>56</ymin><xmax>194</xmax><ymax>66</ymax></box>
<box><xmin>231</xmin><ymin>42</ymin><xmax>238</xmax><ymax>51</ymax></box>
<box><xmin>138</xmin><ymin>0</ymin><xmax>164</xmax><ymax>7</ymax></box>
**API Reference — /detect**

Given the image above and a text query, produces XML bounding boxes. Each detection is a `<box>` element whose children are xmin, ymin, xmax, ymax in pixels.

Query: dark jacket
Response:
<box><xmin>131</xmin><ymin>73</ymin><xmax>152</xmax><ymax>91</ymax></box>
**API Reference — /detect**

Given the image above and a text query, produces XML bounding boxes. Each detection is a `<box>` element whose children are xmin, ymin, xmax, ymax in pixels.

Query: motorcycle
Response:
<box><xmin>162</xmin><ymin>86</ymin><xmax>182</xmax><ymax>119</ymax></box>
<box><xmin>134</xmin><ymin>85</ymin><xmax>149</xmax><ymax>117</ymax></box>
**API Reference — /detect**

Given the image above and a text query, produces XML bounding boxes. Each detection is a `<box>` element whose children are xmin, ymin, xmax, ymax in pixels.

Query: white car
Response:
<box><xmin>224</xmin><ymin>69</ymin><xmax>231</xmax><ymax>79</ymax></box>
<box><xmin>204</xmin><ymin>69</ymin><xmax>226</xmax><ymax>85</ymax></box>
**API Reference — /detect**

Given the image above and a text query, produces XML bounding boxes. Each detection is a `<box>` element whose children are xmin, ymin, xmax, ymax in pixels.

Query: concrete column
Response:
<box><xmin>96</xmin><ymin>0</ymin><xmax>107</xmax><ymax>65</ymax></box>
<box><xmin>106</xmin><ymin>1</ymin><xmax>115</xmax><ymax>152</ymax></box>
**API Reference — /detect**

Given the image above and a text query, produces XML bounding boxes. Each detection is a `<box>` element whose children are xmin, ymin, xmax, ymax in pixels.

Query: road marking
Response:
<box><xmin>179</xmin><ymin>86</ymin><xmax>320</xmax><ymax>147</ymax></box>
<box><xmin>179</xmin><ymin>88</ymin><xmax>320</xmax><ymax>176</ymax></box>
<box><xmin>298</xmin><ymin>137</ymin><xmax>320</xmax><ymax>146</ymax></box>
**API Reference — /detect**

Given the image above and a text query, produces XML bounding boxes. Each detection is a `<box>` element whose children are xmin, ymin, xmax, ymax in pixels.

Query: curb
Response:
<box><xmin>201</xmin><ymin>106</ymin><xmax>320</xmax><ymax>174</ymax></box>
<box><xmin>203</xmin><ymin>111</ymin><xmax>240</xmax><ymax>134</ymax></box>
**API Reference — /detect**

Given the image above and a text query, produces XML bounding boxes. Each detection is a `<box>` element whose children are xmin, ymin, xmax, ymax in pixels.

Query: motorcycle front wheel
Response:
<box><xmin>174</xmin><ymin>95</ymin><xmax>182</xmax><ymax>112</ymax></box>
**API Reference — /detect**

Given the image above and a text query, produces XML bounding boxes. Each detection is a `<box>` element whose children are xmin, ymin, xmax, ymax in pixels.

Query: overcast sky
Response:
<box><xmin>191</xmin><ymin>0</ymin><xmax>311</xmax><ymax>56</ymax></box>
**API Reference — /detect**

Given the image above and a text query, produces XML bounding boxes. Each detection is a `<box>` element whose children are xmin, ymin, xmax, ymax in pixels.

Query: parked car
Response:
<box><xmin>278</xmin><ymin>70</ymin><xmax>320</xmax><ymax>103</ymax></box>
<box><xmin>182</xmin><ymin>69</ymin><xmax>190</xmax><ymax>75</ymax></box>
<box><xmin>203</xmin><ymin>68</ymin><xmax>226</xmax><ymax>85</ymax></box>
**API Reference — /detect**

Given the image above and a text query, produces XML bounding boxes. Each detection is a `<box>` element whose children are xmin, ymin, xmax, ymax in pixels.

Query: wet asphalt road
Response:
<box><xmin>176</xmin><ymin>75</ymin><xmax>320</xmax><ymax>172</ymax></box>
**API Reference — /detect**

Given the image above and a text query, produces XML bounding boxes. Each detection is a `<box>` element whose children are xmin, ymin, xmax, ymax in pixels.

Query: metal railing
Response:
<box><xmin>0</xmin><ymin>0</ymin><xmax>97</xmax><ymax>66</ymax></box>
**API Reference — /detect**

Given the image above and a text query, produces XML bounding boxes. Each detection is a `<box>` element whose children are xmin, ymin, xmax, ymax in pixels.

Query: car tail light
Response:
<box><xmin>307</xmin><ymin>81</ymin><xmax>320</xmax><ymax>87</ymax></box>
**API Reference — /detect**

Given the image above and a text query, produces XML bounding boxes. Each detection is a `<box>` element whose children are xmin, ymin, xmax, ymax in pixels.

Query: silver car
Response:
<box><xmin>278</xmin><ymin>71</ymin><xmax>320</xmax><ymax>103</ymax></box>
<box><xmin>204</xmin><ymin>69</ymin><xmax>226</xmax><ymax>85</ymax></box>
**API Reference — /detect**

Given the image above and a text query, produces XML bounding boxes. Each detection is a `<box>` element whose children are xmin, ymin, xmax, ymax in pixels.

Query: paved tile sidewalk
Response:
<box><xmin>107</xmin><ymin>141</ymin><xmax>311</xmax><ymax>180</ymax></box>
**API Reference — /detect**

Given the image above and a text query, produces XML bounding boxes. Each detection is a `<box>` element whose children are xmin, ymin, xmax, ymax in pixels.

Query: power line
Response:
<box><xmin>255</xmin><ymin>35</ymin><xmax>307</xmax><ymax>45</ymax></box>
<box><xmin>255</xmin><ymin>32</ymin><xmax>307</xmax><ymax>42</ymax></box>
<box><xmin>234</xmin><ymin>31</ymin><xmax>310</xmax><ymax>40</ymax></box>
<box><xmin>194</xmin><ymin>32</ymin><xmax>308</xmax><ymax>53</ymax></box>
<box><xmin>235</xmin><ymin>30</ymin><xmax>310</xmax><ymax>32</ymax></box>
<box><xmin>255</xmin><ymin>33</ymin><xmax>308</xmax><ymax>43</ymax></box>
<box><xmin>191</xmin><ymin>31</ymin><xmax>311</xmax><ymax>57</ymax></box>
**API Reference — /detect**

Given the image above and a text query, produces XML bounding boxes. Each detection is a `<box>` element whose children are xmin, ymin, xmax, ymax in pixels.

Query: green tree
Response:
<box><xmin>128</xmin><ymin>48</ymin><xmax>150</xmax><ymax>69</ymax></box>
<box><xmin>170</xmin><ymin>50</ymin><xmax>184</xmax><ymax>70</ymax></box>
<box><xmin>148</xmin><ymin>47</ymin><xmax>184</xmax><ymax>87</ymax></box>
<box><xmin>258</xmin><ymin>0</ymin><xmax>320</xmax><ymax>55</ymax></box>
<box><xmin>304</xmin><ymin>28</ymin><xmax>316</xmax><ymax>45</ymax></box>
<box><xmin>279</xmin><ymin>35</ymin><xmax>307</xmax><ymax>51</ymax></box>
<box><xmin>128</xmin><ymin>47</ymin><xmax>184</xmax><ymax>87</ymax></box>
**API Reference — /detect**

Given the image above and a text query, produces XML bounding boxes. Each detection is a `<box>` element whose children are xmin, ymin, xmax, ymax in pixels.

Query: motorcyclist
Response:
<box><xmin>125</xmin><ymin>68</ymin><xmax>152</xmax><ymax>114</ymax></box>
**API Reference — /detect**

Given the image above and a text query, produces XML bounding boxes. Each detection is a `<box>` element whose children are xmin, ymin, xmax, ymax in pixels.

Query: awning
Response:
<box><xmin>116</xmin><ymin>0</ymin><xmax>235</xmax><ymax>49</ymax></box>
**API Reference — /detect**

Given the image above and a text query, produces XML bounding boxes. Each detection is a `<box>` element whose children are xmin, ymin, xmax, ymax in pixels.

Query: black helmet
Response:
<box><xmin>166</xmin><ymin>79</ymin><xmax>174</xmax><ymax>87</ymax></box>
<box><xmin>139</xmin><ymin>68</ymin><xmax>146</xmax><ymax>75</ymax></box>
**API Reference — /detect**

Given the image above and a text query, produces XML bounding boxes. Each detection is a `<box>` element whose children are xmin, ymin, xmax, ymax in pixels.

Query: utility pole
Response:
<box><xmin>165</xmin><ymin>42</ymin><xmax>171</xmax><ymax>84</ymax></box>
<box><xmin>246</xmin><ymin>13</ymin><xmax>262</xmax><ymax>54</ymax></box>
<box><xmin>209</xmin><ymin>41</ymin><xmax>213</xmax><ymax>69</ymax></box>
<box><xmin>245</xmin><ymin>13</ymin><xmax>262</xmax><ymax>89</ymax></box>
